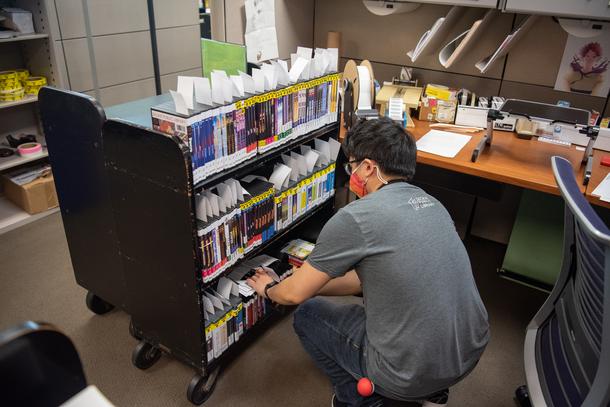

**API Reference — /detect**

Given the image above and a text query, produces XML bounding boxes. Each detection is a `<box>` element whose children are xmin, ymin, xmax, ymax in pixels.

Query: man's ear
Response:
<box><xmin>361</xmin><ymin>159</ymin><xmax>376</xmax><ymax>176</ymax></box>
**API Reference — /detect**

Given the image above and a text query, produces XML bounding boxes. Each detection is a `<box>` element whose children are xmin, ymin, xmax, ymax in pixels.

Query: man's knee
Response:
<box><xmin>293</xmin><ymin>297</ymin><xmax>328</xmax><ymax>335</ymax></box>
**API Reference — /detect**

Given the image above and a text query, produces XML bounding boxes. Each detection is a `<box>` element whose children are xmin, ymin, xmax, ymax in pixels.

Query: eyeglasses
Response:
<box><xmin>343</xmin><ymin>159</ymin><xmax>362</xmax><ymax>176</ymax></box>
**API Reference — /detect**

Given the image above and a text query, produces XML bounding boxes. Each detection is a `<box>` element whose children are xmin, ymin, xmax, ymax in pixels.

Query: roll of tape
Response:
<box><xmin>0</xmin><ymin>70</ymin><xmax>17</xmax><ymax>80</ymax></box>
<box><xmin>17</xmin><ymin>142</ymin><xmax>43</xmax><ymax>156</ymax></box>
<box><xmin>15</xmin><ymin>69</ymin><xmax>29</xmax><ymax>81</ymax></box>
<box><xmin>25</xmin><ymin>76</ymin><xmax>47</xmax><ymax>86</ymax></box>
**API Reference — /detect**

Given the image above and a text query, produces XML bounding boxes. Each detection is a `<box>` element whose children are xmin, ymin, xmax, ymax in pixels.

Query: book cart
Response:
<box><xmin>44</xmin><ymin>73</ymin><xmax>344</xmax><ymax>404</ymax></box>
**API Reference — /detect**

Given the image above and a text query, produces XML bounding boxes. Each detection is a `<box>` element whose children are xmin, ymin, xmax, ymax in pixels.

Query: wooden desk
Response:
<box><xmin>341</xmin><ymin>117</ymin><xmax>586</xmax><ymax>196</ymax></box>
<box><xmin>585</xmin><ymin>150</ymin><xmax>610</xmax><ymax>209</ymax></box>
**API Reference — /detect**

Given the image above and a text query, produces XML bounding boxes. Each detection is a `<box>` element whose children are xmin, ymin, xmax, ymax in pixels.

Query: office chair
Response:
<box><xmin>0</xmin><ymin>321</ymin><xmax>87</xmax><ymax>406</ymax></box>
<box><xmin>515</xmin><ymin>156</ymin><xmax>610</xmax><ymax>407</ymax></box>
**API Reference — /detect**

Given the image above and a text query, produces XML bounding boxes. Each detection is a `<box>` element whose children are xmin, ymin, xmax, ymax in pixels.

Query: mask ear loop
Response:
<box><xmin>375</xmin><ymin>167</ymin><xmax>389</xmax><ymax>185</ymax></box>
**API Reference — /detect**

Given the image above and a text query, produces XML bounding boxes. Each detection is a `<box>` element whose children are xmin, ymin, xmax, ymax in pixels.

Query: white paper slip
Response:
<box><xmin>592</xmin><ymin>173</ymin><xmax>610</xmax><ymax>202</ymax></box>
<box><xmin>169</xmin><ymin>90</ymin><xmax>188</xmax><ymax>114</ymax></box>
<box><xmin>416</xmin><ymin>130</ymin><xmax>472</xmax><ymax>158</ymax></box>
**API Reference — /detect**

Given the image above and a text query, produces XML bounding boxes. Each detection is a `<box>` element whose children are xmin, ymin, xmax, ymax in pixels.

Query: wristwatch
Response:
<box><xmin>264</xmin><ymin>281</ymin><xmax>278</xmax><ymax>300</ymax></box>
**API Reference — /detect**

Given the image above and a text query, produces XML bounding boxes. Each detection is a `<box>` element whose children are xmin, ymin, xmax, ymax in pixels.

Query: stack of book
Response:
<box><xmin>151</xmin><ymin>73</ymin><xmax>340</xmax><ymax>185</ymax></box>
<box><xmin>204</xmin><ymin>255</ymin><xmax>292</xmax><ymax>364</ymax></box>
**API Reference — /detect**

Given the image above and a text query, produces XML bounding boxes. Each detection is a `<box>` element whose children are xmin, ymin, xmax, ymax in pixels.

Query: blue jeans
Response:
<box><xmin>293</xmin><ymin>297</ymin><xmax>384</xmax><ymax>407</ymax></box>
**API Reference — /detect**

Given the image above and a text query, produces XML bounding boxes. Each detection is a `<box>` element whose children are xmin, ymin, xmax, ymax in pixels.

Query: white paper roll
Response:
<box><xmin>356</xmin><ymin>65</ymin><xmax>372</xmax><ymax>110</ymax></box>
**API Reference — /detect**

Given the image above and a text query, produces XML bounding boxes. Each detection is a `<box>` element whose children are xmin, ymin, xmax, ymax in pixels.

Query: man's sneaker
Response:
<box><xmin>332</xmin><ymin>394</ymin><xmax>349</xmax><ymax>407</ymax></box>
<box><xmin>421</xmin><ymin>389</ymin><xmax>449</xmax><ymax>407</ymax></box>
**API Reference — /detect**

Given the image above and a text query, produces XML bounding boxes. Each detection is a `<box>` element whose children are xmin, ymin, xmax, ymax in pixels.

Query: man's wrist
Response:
<box><xmin>264</xmin><ymin>281</ymin><xmax>278</xmax><ymax>300</ymax></box>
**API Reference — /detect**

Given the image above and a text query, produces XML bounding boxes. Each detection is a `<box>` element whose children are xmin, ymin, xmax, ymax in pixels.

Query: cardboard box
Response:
<box><xmin>2</xmin><ymin>164</ymin><xmax>58</xmax><ymax>214</ymax></box>
<box><xmin>418</xmin><ymin>97</ymin><xmax>438</xmax><ymax>122</ymax></box>
<box><xmin>0</xmin><ymin>8</ymin><xmax>34</xmax><ymax>34</ymax></box>
<box><xmin>375</xmin><ymin>84</ymin><xmax>423</xmax><ymax>117</ymax></box>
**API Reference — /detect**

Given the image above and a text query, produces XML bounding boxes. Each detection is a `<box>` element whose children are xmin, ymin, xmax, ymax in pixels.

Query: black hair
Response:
<box><xmin>344</xmin><ymin>117</ymin><xmax>417</xmax><ymax>180</ymax></box>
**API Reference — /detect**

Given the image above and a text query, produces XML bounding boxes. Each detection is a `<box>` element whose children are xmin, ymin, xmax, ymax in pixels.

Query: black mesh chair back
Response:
<box><xmin>522</xmin><ymin>156</ymin><xmax>610</xmax><ymax>406</ymax></box>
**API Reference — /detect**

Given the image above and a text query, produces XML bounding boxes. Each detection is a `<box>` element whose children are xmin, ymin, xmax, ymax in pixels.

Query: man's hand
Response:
<box><xmin>246</xmin><ymin>268</ymin><xmax>274</xmax><ymax>298</ymax></box>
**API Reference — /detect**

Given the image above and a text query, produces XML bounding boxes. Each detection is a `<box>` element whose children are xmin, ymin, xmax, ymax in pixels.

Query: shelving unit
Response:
<box><xmin>0</xmin><ymin>1</ymin><xmax>63</xmax><ymax>235</ymax></box>
<box><xmin>103</xmin><ymin>117</ymin><xmax>340</xmax><ymax>404</ymax></box>
<box><xmin>0</xmin><ymin>32</ymin><xmax>48</xmax><ymax>43</ymax></box>
<box><xmin>0</xmin><ymin>95</ymin><xmax>37</xmax><ymax>109</ymax></box>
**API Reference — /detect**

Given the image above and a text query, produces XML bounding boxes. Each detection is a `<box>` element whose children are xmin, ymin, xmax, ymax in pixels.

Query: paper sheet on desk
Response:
<box><xmin>592</xmin><ymin>173</ymin><xmax>610</xmax><ymax>202</ymax></box>
<box><xmin>416</xmin><ymin>130</ymin><xmax>472</xmax><ymax>158</ymax></box>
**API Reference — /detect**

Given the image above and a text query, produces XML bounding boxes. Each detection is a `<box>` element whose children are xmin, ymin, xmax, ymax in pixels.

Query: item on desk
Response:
<box><xmin>478</xmin><ymin>96</ymin><xmax>488</xmax><ymax>108</ymax></box>
<box><xmin>600</xmin><ymin>117</ymin><xmax>610</xmax><ymax>128</ymax></box>
<box><xmin>418</xmin><ymin>96</ymin><xmax>437</xmax><ymax>122</ymax></box>
<box><xmin>591</xmin><ymin>173</ymin><xmax>610</xmax><ymax>203</ymax></box>
<box><xmin>589</xmin><ymin>110</ymin><xmax>600</xmax><ymax>126</ymax></box>
<box><xmin>429</xmin><ymin>123</ymin><xmax>483</xmax><ymax>133</ymax></box>
<box><xmin>416</xmin><ymin>129</ymin><xmax>472</xmax><ymax>158</ymax></box>
<box><xmin>343</xmin><ymin>59</ymin><xmax>377</xmax><ymax>129</ymax></box>
<box><xmin>387</xmin><ymin>98</ymin><xmax>404</xmax><ymax>121</ymax></box>
<box><xmin>492</xmin><ymin>116</ymin><xmax>516</xmax><ymax>132</ymax></box>
<box><xmin>455</xmin><ymin>105</ymin><xmax>488</xmax><ymax>128</ymax></box>
<box><xmin>515</xmin><ymin>118</ymin><xmax>538</xmax><ymax>140</ymax></box>
<box><xmin>435</xmin><ymin>99</ymin><xmax>457</xmax><ymax>123</ymax></box>
<box><xmin>0</xmin><ymin>8</ymin><xmax>34</xmax><ymax>34</ymax></box>
<box><xmin>601</xmin><ymin>156</ymin><xmax>610</xmax><ymax>167</ymax></box>
<box><xmin>491</xmin><ymin>96</ymin><xmax>505</xmax><ymax>110</ymax></box>
<box><xmin>424</xmin><ymin>84</ymin><xmax>455</xmax><ymax>101</ymax></box>
<box><xmin>375</xmin><ymin>83</ymin><xmax>422</xmax><ymax>120</ymax></box>
<box><xmin>281</xmin><ymin>238</ymin><xmax>315</xmax><ymax>267</ymax></box>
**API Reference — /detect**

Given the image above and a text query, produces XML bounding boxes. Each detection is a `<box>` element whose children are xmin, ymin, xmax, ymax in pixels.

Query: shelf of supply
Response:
<box><xmin>195</xmin><ymin>123</ymin><xmax>339</xmax><ymax>190</ymax></box>
<box><xmin>0</xmin><ymin>144</ymin><xmax>48</xmax><ymax>172</ymax></box>
<box><xmin>0</xmin><ymin>33</ymin><xmax>49</xmax><ymax>43</ymax></box>
<box><xmin>0</xmin><ymin>195</ymin><xmax>59</xmax><ymax>235</ymax></box>
<box><xmin>0</xmin><ymin>95</ymin><xmax>37</xmax><ymax>110</ymax></box>
<box><xmin>201</xmin><ymin>198</ymin><xmax>333</xmax><ymax>287</ymax></box>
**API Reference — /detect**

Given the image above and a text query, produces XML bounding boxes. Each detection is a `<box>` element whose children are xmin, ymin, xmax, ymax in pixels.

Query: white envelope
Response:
<box><xmin>245</xmin><ymin>27</ymin><xmax>279</xmax><ymax>63</ymax></box>
<box><xmin>230</xmin><ymin>75</ymin><xmax>245</xmax><ymax>97</ymax></box>
<box><xmin>169</xmin><ymin>90</ymin><xmax>188</xmax><ymax>115</ymax></box>
<box><xmin>289</xmin><ymin>57</ymin><xmax>309</xmax><ymax>83</ymax></box>
<box><xmin>239</xmin><ymin>71</ymin><xmax>255</xmax><ymax>94</ymax></box>
<box><xmin>300</xmin><ymin>144</ymin><xmax>311</xmax><ymax>155</ymax></box>
<box><xmin>205</xmin><ymin>293</ymin><xmax>224</xmax><ymax>311</ymax></box>
<box><xmin>261</xmin><ymin>63</ymin><xmax>278</xmax><ymax>89</ymax></box>
<box><xmin>297</xmin><ymin>46</ymin><xmax>313</xmax><ymax>60</ymax></box>
<box><xmin>282</xmin><ymin>154</ymin><xmax>299</xmax><ymax>181</ymax></box>
<box><xmin>210</xmin><ymin>71</ymin><xmax>225</xmax><ymax>105</ymax></box>
<box><xmin>203</xmin><ymin>296</ymin><xmax>215</xmax><ymax>314</ymax></box>
<box><xmin>195</xmin><ymin>193</ymin><xmax>208</xmax><ymax>222</ymax></box>
<box><xmin>252</xmin><ymin>68</ymin><xmax>266</xmax><ymax>92</ymax></box>
<box><xmin>177</xmin><ymin>76</ymin><xmax>195</xmax><ymax>109</ymax></box>
<box><xmin>328</xmin><ymin>138</ymin><xmax>341</xmax><ymax>161</ymax></box>
<box><xmin>271</xmin><ymin>60</ymin><xmax>289</xmax><ymax>86</ymax></box>
<box><xmin>217</xmin><ymin>183</ymin><xmax>234</xmax><ymax>208</ymax></box>
<box><xmin>218</xmin><ymin>277</ymin><xmax>236</xmax><ymax>300</ymax></box>
<box><xmin>311</xmin><ymin>148</ymin><xmax>327</xmax><ymax>166</ymax></box>
<box><xmin>304</xmin><ymin>150</ymin><xmax>319</xmax><ymax>172</ymax></box>
<box><xmin>290</xmin><ymin>152</ymin><xmax>308</xmax><ymax>176</ymax></box>
<box><xmin>269</xmin><ymin>163</ymin><xmax>292</xmax><ymax>190</ymax></box>
<box><xmin>327</xmin><ymin>48</ymin><xmax>339</xmax><ymax>72</ymax></box>
<box><xmin>194</xmin><ymin>77</ymin><xmax>212</xmax><ymax>106</ymax></box>
<box><xmin>205</xmin><ymin>191</ymin><xmax>220</xmax><ymax>217</ymax></box>
<box><xmin>213</xmin><ymin>70</ymin><xmax>233</xmax><ymax>102</ymax></box>
<box><xmin>314</xmin><ymin>139</ymin><xmax>331</xmax><ymax>163</ymax></box>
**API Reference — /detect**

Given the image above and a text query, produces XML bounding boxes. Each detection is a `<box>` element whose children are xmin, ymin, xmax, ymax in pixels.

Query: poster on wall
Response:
<box><xmin>554</xmin><ymin>32</ymin><xmax>610</xmax><ymax>98</ymax></box>
<box><xmin>244</xmin><ymin>0</ymin><xmax>279</xmax><ymax>63</ymax></box>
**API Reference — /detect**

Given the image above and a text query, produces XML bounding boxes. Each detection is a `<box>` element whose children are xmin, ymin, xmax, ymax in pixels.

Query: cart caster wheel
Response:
<box><xmin>187</xmin><ymin>368</ymin><xmax>219</xmax><ymax>405</ymax></box>
<box><xmin>86</xmin><ymin>291</ymin><xmax>115</xmax><ymax>315</ymax></box>
<box><xmin>515</xmin><ymin>385</ymin><xmax>532</xmax><ymax>407</ymax></box>
<box><xmin>132</xmin><ymin>341</ymin><xmax>161</xmax><ymax>370</ymax></box>
<box><xmin>129</xmin><ymin>319</ymin><xmax>142</xmax><ymax>340</ymax></box>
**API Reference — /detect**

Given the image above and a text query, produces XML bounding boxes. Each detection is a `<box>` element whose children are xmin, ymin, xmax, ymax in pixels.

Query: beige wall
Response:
<box><xmin>314</xmin><ymin>0</ymin><xmax>609</xmax><ymax>114</ymax></box>
<box><xmin>211</xmin><ymin>0</ymin><xmax>315</xmax><ymax>59</ymax></box>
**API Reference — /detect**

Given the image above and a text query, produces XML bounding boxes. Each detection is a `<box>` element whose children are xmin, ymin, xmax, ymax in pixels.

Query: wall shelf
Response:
<box><xmin>0</xmin><ymin>95</ymin><xmax>37</xmax><ymax>110</ymax></box>
<box><xmin>0</xmin><ymin>196</ymin><xmax>58</xmax><ymax>235</ymax></box>
<box><xmin>0</xmin><ymin>33</ymin><xmax>49</xmax><ymax>44</ymax></box>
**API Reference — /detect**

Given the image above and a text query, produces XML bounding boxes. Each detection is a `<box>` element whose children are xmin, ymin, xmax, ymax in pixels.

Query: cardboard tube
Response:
<box><xmin>327</xmin><ymin>31</ymin><xmax>342</xmax><ymax>57</ymax></box>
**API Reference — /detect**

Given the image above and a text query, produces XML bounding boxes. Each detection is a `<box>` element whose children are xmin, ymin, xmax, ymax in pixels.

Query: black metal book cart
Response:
<box><xmin>39</xmin><ymin>83</ymin><xmax>345</xmax><ymax>404</ymax></box>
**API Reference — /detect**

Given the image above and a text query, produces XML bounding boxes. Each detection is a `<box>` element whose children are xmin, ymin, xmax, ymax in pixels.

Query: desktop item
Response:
<box><xmin>515</xmin><ymin>118</ymin><xmax>538</xmax><ymax>140</ymax></box>
<box><xmin>601</xmin><ymin>156</ymin><xmax>610</xmax><ymax>167</ymax></box>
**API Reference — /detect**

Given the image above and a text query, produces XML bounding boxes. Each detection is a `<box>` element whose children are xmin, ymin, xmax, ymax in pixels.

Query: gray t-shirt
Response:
<box><xmin>307</xmin><ymin>182</ymin><xmax>489</xmax><ymax>399</ymax></box>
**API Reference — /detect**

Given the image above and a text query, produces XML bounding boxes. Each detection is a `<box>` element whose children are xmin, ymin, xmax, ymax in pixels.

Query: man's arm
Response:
<box><xmin>317</xmin><ymin>270</ymin><xmax>361</xmax><ymax>296</ymax></box>
<box><xmin>247</xmin><ymin>261</ymin><xmax>331</xmax><ymax>306</ymax></box>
